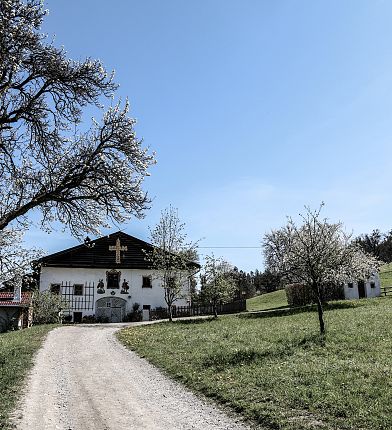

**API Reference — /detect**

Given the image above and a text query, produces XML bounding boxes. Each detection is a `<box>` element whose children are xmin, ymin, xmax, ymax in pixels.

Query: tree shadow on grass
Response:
<box><xmin>173</xmin><ymin>317</ymin><xmax>216</xmax><ymax>325</ymax></box>
<box><xmin>239</xmin><ymin>306</ymin><xmax>313</xmax><ymax>319</ymax></box>
<box><xmin>252</xmin><ymin>305</ymin><xmax>291</xmax><ymax>312</ymax></box>
<box><xmin>240</xmin><ymin>300</ymin><xmax>361</xmax><ymax>320</ymax></box>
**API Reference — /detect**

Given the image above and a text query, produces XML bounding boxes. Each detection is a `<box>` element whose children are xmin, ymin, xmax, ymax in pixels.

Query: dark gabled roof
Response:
<box><xmin>38</xmin><ymin>231</ymin><xmax>200</xmax><ymax>270</ymax></box>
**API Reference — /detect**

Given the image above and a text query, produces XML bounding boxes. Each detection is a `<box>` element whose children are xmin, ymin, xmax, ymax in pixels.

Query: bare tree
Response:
<box><xmin>200</xmin><ymin>254</ymin><xmax>236</xmax><ymax>318</ymax></box>
<box><xmin>262</xmin><ymin>204</ymin><xmax>380</xmax><ymax>334</ymax></box>
<box><xmin>0</xmin><ymin>0</ymin><xmax>155</xmax><ymax>238</ymax></box>
<box><xmin>146</xmin><ymin>206</ymin><xmax>199</xmax><ymax>322</ymax></box>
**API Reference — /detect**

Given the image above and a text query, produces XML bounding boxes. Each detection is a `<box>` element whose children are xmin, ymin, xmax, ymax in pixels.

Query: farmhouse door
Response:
<box><xmin>358</xmin><ymin>280</ymin><xmax>366</xmax><ymax>299</ymax></box>
<box><xmin>96</xmin><ymin>297</ymin><xmax>127</xmax><ymax>322</ymax></box>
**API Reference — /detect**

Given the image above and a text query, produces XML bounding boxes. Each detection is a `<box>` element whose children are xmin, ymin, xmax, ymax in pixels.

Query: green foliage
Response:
<box><xmin>355</xmin><ymin>229</ymin><xmax>392</xmax><ymax>263</ymax></box>
<box><xmin>199</xmin><ymin>255</ymin><xmax>237</xmax><ymax>316</ymax></box>
<box><xmin>0</xmin><ymin>325</ymin><xmax>56</xmax><ymax>429</ymax></box>
<box><xmin>0</xmin><ymin>308</ymin><xmax>21</xmax><ymax>333</ymax></box>
<box><xmin>231</xmin><ymin>269</ymin><xmax>256</xmax><ymax>299</ymax></box>
<box><xmin>32</xmin><ymin>290</ymin><xmax>67</xmax><ymax>325</ymax></box>
<box><xmin>285</xmin><ymin>283</ymin><xmax>345</xmax><ymax>307</ymax></box>
<box><xmin>124</xmin><ymin>302</ymin><xmax>142</xmax><ymax>322</ymax></box>
<box><xmin>253</xmin><ymin>269</ymin><xmax>281</xmax><ymax>293</ymax></box>
<box><xmin>81</xmin><ymin>315</ymin><xmax>96</xmax><ymax>323</ymax></box>
<box><xmin>285</xmin><ymin>283</ymin><xmax>314</xmax><ymax>306</ymax></box>
<box><xmin>118</xmin><ymin>296</ymin><xmax>392</xmax><ymax>430</ymax></box>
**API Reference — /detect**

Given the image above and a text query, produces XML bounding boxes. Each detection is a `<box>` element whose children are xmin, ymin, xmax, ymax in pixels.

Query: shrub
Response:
<box><xmin>33</xmin><ymin>290</ymin><xmax>68</xmax><ymax>324</ymax></box>
<box><xmin>150</xmin><ymin>306</ymin><xmax>169</xmax><ymax>320</ymax></box>
<box><xmin>82</xmin><ymin>315</ymin><xmax>96</xmax><ymax>323</ymax></box>
<box><xmin>0</xmin><ymin>309</ymin><xmax>20</xmax><ymax>333</ymax></box>
<box><xmin>62</xmin><ymin>314</ymin><xmax>72</xmax><ymax>323</ymax></box>
<box><xmin>96</xmin><ymin>315</ymin><xmax>109</xmax><ymax>323</ymax></box>
<box><xmin>123</xmin><ymin>302</ymin><xmax>142</xmax><ymax>322</ymax></box>
<box><xmin>285</xmin><ymin>283</ymin><xmax>345</xmax><ymax>307</ymax></box>
<box><xmin>285</xmin><ymin>283</ymin><xmax>314</xmax><ymax>307</ymax></box>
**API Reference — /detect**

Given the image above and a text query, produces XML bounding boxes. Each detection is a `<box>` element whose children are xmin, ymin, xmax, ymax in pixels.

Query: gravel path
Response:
<box><xmin>12</xmin><ymin>325</ymin><xmax>251</xmax><ymax>430</ymax></box>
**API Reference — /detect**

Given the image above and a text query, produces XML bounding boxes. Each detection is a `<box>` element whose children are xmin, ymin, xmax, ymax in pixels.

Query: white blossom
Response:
<box><xmin>262</xmin><ymin>204</ymin><xmax>381</xmax><ymax>333</ymax></box>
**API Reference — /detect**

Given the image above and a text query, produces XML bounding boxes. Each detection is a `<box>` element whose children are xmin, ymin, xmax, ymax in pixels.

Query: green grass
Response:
<box><xmin>118</xmin><ymin>297</ymin><xmax>392</xmax><ymax>430</ymax></box>
<box><xmin>246</xmin><ymin>289</ymin><xmax>288</xmax><ymax>312</ymax></box>
<box><xmin>380</xmin><ymin>263</ymin><xmax>392</xmax><ymax>287</ymax></box>
<box><xmin>0</xmin><ymin>325</ymin><xmax>57</xmax><ymax>429</ymax></box>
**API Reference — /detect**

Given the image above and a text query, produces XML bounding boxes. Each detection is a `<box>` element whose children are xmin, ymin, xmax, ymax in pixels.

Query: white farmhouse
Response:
<box><xmin>343</xmin><ymin>272</ymin><xmax>381</xmax><ymax>300</ymax></box>
<box><xmin>38</xmin><ymin>231</ymin><xmax>199</xmax><ymax>322</ymax></box>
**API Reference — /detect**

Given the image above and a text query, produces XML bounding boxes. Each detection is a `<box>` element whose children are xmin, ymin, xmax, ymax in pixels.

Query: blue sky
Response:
<box><xmin>24</xmin><ymin>0</ymin><xmax>392</xmax><ymax>272</ymax></box>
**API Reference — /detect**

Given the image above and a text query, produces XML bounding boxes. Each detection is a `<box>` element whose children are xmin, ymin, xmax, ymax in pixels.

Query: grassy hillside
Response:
<box><xmin>246</xmin><ymin>289</ymin><xmax>288</xmax><ymax>311</ymax></box>
<box><xmin>380</xmin><ymin>263</ymin><xmax>392</xmax><ymax>287</ymax></box>
<box><xmin>0</xmin><ymin>325</ymin><xmax>56</xmax><ymax>429</ymax></box>
<box><xmin>119</xmin><ymin>297</ymin><xmax>392</xmax><ymax>430</ymax></box>
<box><xmin>249</xmin><ymin>264</ymin><xmax>392</xmax><ymax>312</ymax></box>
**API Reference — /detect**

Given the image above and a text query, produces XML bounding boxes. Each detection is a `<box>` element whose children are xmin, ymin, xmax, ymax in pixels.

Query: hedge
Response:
<box><xmin>285</xmin><ymin>282</ymin><xmax>345</xmax><ymax>307</ymax></box>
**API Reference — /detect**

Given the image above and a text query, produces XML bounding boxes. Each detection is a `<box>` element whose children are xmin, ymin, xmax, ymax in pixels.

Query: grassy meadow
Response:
<box><xmin>246</xmin><ymin>289</ymin><xmax>288</xmax><ymax>312</ymax></box>
<box><xmin>119</xmin><ymin>296</ymin><xmax>392</xmax><ymax>430</ymax></box>
<box><xmin>0</xmin><ymin>325</ymin><xmax>56</xmax><ymax>429</ymax></box>
<box><xmin>380</xmin><ymin>263</ymin><xmax>392</xmax><ymax>288</ymax></box>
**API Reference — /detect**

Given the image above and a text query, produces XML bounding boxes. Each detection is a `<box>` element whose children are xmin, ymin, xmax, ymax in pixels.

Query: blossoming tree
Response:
<box><xmin>0</xmin><ymin>1</ymin><xmax>155</xmax><ymax>286</ymax></box>
<box><xmin>262</xmin><ymin>204</ymin><xmax>380</xmax><ymax>334</ymax></box>
<box><xmin>200</xmin><ymin>254</ymin><xmax>237</xmax><ymax>318</ymax></box>
<box><xmin>146</xmin><ymin>207</ymin><xmax>199</xmax><ymax>321</ymax></box>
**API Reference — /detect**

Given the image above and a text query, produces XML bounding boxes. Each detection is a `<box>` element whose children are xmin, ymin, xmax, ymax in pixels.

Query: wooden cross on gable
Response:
<box><xmin>109</xmin><ymin>238</ymin><xmax>128</xmax><ymax>264</ymax></box>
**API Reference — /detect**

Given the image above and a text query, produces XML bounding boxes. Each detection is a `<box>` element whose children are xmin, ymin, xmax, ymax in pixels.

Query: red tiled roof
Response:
<box><xmin>0</xmin><ymin>292</ymin><xmax>33</xmax><ymax>307</ymax></box>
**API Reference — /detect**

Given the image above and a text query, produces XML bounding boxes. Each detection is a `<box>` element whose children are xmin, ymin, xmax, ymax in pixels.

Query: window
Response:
<box><xmin>106</xmin><ymin>302</ymin><xmax>111</xmax><ymax>308</ymax></box>
<box><xmin>167</xmin><ymin>277</ymin><xmax>175</xmax><ymax>288</ymax></box>
<box><xmin>370</xmin><ymin>282</ymin><xmax>376</xmax><ymax>289</ymax></box>
<box><xmin>50</xmin><ymin>284</ymin><xmax>61</xmax><ymax>295</ymax></box>
<box><xmin>348</xmin><ymin>282</ymin><xmax>354</xmax><ymax>289</ymax></box>
<box><xmin>107</xmin><ymin>272</ymin><xmax>120</xmax><ymax>289</ymax></box>
<box><xmin>73</xmin><ymin>284</ymin><xmax>83</xmax><ymax>296</ymax></box>
<box><xmin>142</xmin><ymin>276</ymin><xmax>152</xmax><ymax>288</ymax></box>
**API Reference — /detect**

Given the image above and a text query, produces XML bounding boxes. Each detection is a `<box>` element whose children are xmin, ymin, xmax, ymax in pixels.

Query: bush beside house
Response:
<box><xmin>285</xmin><ymin>283</ymin><xmax>345</xmax><ymax>307</ymax></box>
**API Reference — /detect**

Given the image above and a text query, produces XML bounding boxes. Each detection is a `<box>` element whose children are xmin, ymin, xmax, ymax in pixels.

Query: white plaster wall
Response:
<box><xmin>366</xmin><ymin>272</ymin><xmax>381</xmax><ymax>298</ymax></box>
<box><xmin>343</xmin><ymin>273</ymin><xmax>381</xmax><ymax>300</ymax></box>
<box><xmin>344</xmin><ymin>282</ymin><xmax>359</xmax><ymax>300</ymax></box>
<box><xmin>40</xmin><ymin>267</ymin><xmax>190</xmax><ymax>318</ymax></box>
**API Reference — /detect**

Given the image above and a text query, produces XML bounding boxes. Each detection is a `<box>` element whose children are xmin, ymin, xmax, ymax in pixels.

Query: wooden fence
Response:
<box><xmin>150</xmin><ymin>300</ymin><xmax>246</xmax><ymax>320</ymax></box>
<box><xmin>380</xmin><ymin>286</ymin><xmax>392</xmax><ymax>296</ymax></box>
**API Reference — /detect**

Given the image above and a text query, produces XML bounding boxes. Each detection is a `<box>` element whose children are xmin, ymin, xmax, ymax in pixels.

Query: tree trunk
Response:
<box><xmin>168</xmin><ymin>304</ymin><xmax>173</xmax><ymax>322</ymax></box>
<box><xmin>314</xmin><ymin>284</ymin><xmax>325</xmax><ymax>334</ymax></box>
<box><xmin>213</xmin><ymin>303</ymin><xmax>218</xmax><ymax>318</ymax></box>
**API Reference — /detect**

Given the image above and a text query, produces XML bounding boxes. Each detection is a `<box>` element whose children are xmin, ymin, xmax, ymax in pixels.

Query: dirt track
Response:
<box><xmin>12</xmin><ymin>325</ymin><xmax>251</xmax><ymax>430</ymax></box>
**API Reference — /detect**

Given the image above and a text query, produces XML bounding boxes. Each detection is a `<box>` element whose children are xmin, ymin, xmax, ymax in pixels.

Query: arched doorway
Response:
<box><xmin>96</xmin><ymin>297</ymin><xmax>127</xmax><ymax>323</ymax></box>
